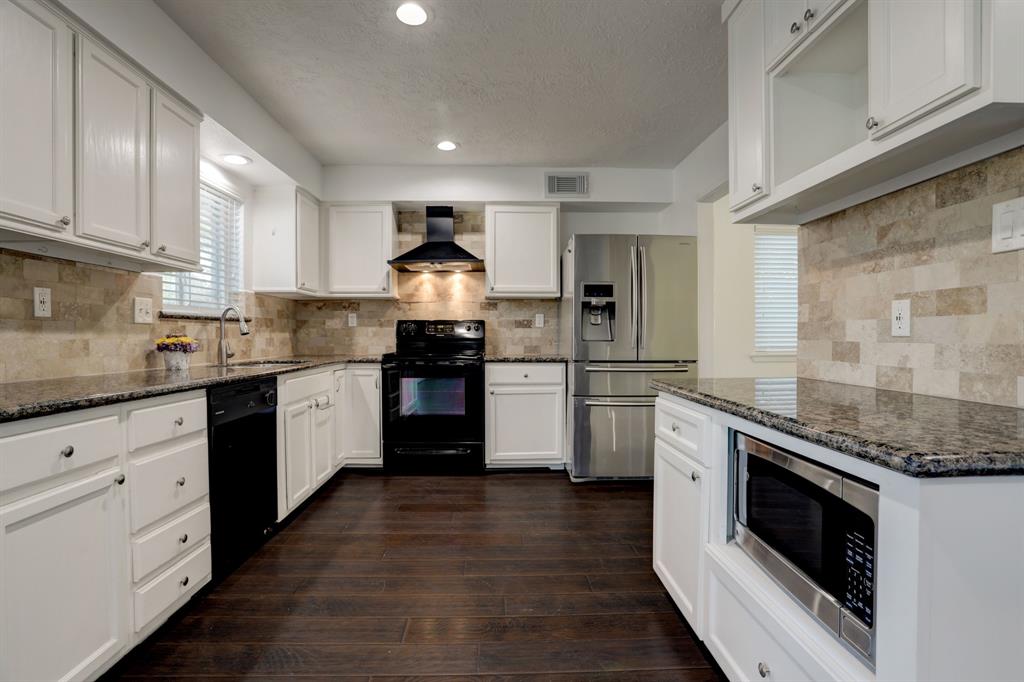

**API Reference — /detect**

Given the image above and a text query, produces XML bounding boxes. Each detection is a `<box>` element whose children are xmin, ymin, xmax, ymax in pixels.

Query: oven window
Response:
<box><xmin>746</xmin><ymin>456</ymin><xmax>826</xmax><ymax>586</ymax></box>
<box><xmin>400</xmin><ymin>377</ymin><xmax>466</xmax><ymax>417</ymax></box>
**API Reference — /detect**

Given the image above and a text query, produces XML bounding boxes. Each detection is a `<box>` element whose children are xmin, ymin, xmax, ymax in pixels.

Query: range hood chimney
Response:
<box><xmin>388</xmin><ymin>206</ymin><xmax>485</xmax><ymax>273</ymax></box>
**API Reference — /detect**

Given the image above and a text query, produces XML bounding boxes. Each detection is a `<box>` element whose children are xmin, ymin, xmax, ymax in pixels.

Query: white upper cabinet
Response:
<box><xmin>150</xmin><ymin>91</ymin><xmax>200</xmax><ymax>264</ymax></box>
<box><xmin>728</xmin><ymin>0</ymin><xmax>767</xmax><ymax>209</ymax></box>
<box><xmin>484</xmin><ymin>204</ymin><xmax>559</xmax><ymax>298</ymax></box>
<box><xmin>0</xmin><ymin>0</ymin><xmax>73</xmax><ymax>234</ymax></box>
<box><xmin>296</xmin><ymin>190</ymin><xmax>321</xmax><ymax>292</ymax></box>
<box><xmin>326</xmin><ymin>204</ymin><xmax>396</xmax><ymax>297</ymax></box>
<box><xmin>76</xmin><ymin>36</ymin><xmax>151</xmax><ymax>252</ymax></box>
<box><xmin>868</xmin><ymin>0</ymin><xmax>981</xmax><ymax>139</ymax></box>
<box><xmin>764</xmin><ymin>0</ymin><xmax>807</xmax><ymax>67</ymax></box>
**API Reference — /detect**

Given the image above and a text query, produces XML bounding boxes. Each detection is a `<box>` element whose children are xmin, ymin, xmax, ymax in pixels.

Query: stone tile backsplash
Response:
<box><xmin>798</xmin><ymin>146</ymin><xmax>1024</xmax><ymax>407</ymax></box>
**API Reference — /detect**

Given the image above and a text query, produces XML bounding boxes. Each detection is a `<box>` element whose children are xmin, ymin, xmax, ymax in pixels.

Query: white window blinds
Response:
<box><xmin>754</xmin><ymin>228</ymin><xmax>798</xmax><ymax>353</ymax></box>
<box><xmin>162</xmin><ymin>182</ymin><xmax>243</xmax><ymax>313</ymax></box>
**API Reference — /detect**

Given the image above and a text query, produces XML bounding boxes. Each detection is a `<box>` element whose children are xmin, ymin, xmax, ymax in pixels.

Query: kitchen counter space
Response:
<box><xmin>484</xmin><ymin>356</ymin><xmax>568</xmax><ymax>363</ymax></box>
<box><xmin>652</xmin><ymin>376</ymin><xmax>1024</xmax><ymax>478</ymax></box>
<box><xmin>0</xmin><ymin>356</ymin><xmax>380</xmax><ymax>424</ymax></box>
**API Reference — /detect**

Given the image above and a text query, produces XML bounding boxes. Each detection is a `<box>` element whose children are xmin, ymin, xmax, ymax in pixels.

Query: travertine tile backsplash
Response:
<box><xmin>293</xmin><ymin>211</ymin><xmax>560</xmax><ymax>357</ymax></box>
<box><xmin>798</xmin><ymin>147</ymin><xmax>1024</xmax><ymax>407</ymax></box>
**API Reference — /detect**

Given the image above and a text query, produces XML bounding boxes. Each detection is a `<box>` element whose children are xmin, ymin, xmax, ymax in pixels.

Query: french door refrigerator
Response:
<box><xmin>560</xmin><ymin>234</ymin><xmax>698</xmax><ymax>480</ymax></box>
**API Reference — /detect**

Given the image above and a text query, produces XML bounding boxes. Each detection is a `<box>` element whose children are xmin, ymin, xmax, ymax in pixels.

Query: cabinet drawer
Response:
<box><xmin>707</xmin><ymin>563</ymin><xmax>814</xmax><ymax>682</ymax></box>
<box><xmin>128</xmin><ymin>396</ymin><xmax>206</xmax><ymax>451</ymax></box>
<box><xmin>129</xmin><ymin>441</ymin><xmax>208</xmax><ymax>531</ymax></box>
<box><xmin>281</xmin><ymin>371</ymin><xmax>332</xmax><ymax>404</ymax></box>
<box><xmin>133</xmin><ymin>541</ymin><xmax>211</xmax><ymax>632</ymax></box>
<box><xmin>131</xmin><ymin>503</ymin><xmax>210</xmax><ymax>581</ymax></box>
<box><xmin>0</xmin><ymin>414</ymin><xmax>120</xmax><ymax>493</ymax></box>
<box><xmin>487</xmin><ymin>363</ymin><xmax>564</xmax><ymax>385</ymax></box>
<box><xmin>655</xmin><ymin>398</ymin><xmax>707</xmax><ymax>464</ymax></box>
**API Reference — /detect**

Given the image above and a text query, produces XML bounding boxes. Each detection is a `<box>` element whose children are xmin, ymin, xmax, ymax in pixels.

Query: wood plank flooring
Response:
<box><xmin>105</xmin><ymin>471</ymin><xmax>725</xmax><ymax>681</ymax></box>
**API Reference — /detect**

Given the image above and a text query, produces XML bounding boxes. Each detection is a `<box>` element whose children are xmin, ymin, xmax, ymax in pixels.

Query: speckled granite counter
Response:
<box><xmin>484</xmin><ymin>356</ymin><xmax>568</xmax><ymax>363</ymax></box>
<box><xmin>651</xmin><ymin>376</ymin><xmax>1024</xmax><ymax>478</ymax></box>
<box><xmin>0</xmin><ymin>356</ymin><xmax>380</xmax><ymax>424</ymax></box>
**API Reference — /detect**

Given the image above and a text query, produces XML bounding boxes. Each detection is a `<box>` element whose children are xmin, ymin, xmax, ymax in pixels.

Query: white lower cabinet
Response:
<box><xmin>343</xmin><ymin>366</ymin><xmax>382</xmax><ymax>466</ymax></box>
<box><xmin>283</xmin><ymin>398</ymin><xmax>313</xmax><ymax>509</ymax></box>
<box><xmin>312</xmin><ymin>392</ymin><xmax>334</xmax><ymax>485</ymax></box>
<box><xmin>0</xmin><ymin>469</ymin><xmax>127</xmax><ymax>682</ymax></box>
<box><xmin>332</xmin><ymin>369</ymin><xmax>346</xmax><ymax>468</ymax></box>
<box><xmin>653</xmin><ymin>438</ymin><xmax>707</xmax><ymax>634</ymax></box>
<box><xmin>485</xmin><ymin>363</ymin><xmax>565</xmax><ymax>468</ymax></box>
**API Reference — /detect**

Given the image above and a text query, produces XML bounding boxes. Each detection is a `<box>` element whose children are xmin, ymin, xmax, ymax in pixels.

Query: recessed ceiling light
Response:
<box><xmin>221</xmin><ymin>154</ymin><xmax>252</xmax><ymax>166</ymax></box>
<box><xmin>396</xmin><ymin>2</ymin><xmax>428</xmax><ymax>26</ymax></box>
<box><xmin>436</xmin><ymin>140</ymin><xmax>458</xmax><ymax>152</ymax></box>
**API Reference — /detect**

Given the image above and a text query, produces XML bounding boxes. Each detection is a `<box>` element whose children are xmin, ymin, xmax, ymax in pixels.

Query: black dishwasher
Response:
<box><xmin>207</xmin><ymin>379</ymin><xmax>278</xmax><ymax>582</ymax></box>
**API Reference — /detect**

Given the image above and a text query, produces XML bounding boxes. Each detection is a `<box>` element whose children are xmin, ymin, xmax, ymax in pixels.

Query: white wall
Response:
<box><xmin>559</xmin><ymin>211</ymin><xmax>665</xmax><ymax>251</ymax></box>
<box><xmin>321</xmin><ymin>165</ymin><xmax>673</xmax><ymax>205</ymax></box>
<box><xmin>60</xmin><ymin>0</ymin><xmax>323</xmax><ymax>197</ymax></box>
<box><xmin>698</xmin><ymin>196</ymin><xmax>796</xmax><ymax>378</ymax></box>
<box><xmin>660</xmin><ymin>122</ymin><xmax>729</xmax><ymax>235</ymax></box>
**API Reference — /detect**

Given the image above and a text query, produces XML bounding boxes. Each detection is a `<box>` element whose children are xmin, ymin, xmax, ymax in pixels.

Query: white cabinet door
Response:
<box><xmin>0</xmin><ymin>469</ymin><xmax>127</xmax><ymax>682</ymax></box>
<box><xmin>868</xmin><ymin>0</ymin><xmax>981</xmax><ymax>139</ymax></box>
<box><xmin>485</xmin><ymin>205</ymin><xmax>559</xmax><ymax>298</ymax></box>
<box><xmin>326</xmin><ymin>205</ymin><xmax>394</xmax><ymax>296</ymax></box>
<box><xmin>296</xmin><ymin>190</ymin><xmax>320</xmax><ymax>292</ymax></box>
<box><xmin>728</xmin><ymin>0</ymin><xmax>768</xmax><ymax>209</ymax></box>
<box><xmin>0</xmin><ymin>0</ymin><xmax>73</xmax><ymax>233</ymax></box>
<box><xmin>485</xmin><ymin>381</ymin><xmax>564</xmax><ymax>467</ymax></box>
<box><xmin>77</xmin><ymin>37</ymin><xmax>150</xmax><ymax>252</ymax></box>
<box><xmin>764</xmin><ymin>0</ymin><xmax>807</xmax><ymax>67</ymax></box>
<box><xmin>150</xmin><ymin>91</ymin><xmax>200</xmax><ymax>264</ymax></box>
<box><xmin>332</xmin><ymin>370</ymin><xmax>346</xmax><ymax>468</ymax></box>
<box><xmin>283</xmin><ymin>399</ymin><xmax>312</xmax><ymax>510</ymax></box>
<box><xmin>345</xmin><ymin>367</ymin><xmax>381</xmax><ymax>464</ymax></box>
<box><xmin>653</xmin><ymin>439</ymin><xmax>707</xmax><ymax>634</ymax></box>
<box><xmin>311</xmin><ymin>394</ymin><xmax>333</xmax><ymax>486</ymax></box>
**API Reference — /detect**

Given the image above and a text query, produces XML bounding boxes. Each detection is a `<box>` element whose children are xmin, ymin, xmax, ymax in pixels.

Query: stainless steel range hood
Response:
<box><xmin>387</xmin><ymin>206</ymin><xmax>485</xmax><ymax>272</ymax></box>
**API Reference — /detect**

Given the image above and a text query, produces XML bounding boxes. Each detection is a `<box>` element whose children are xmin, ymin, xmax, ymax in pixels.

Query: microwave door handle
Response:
<box><xmin>630</xmin><ymin>245</ymin><xmax>638</xmax><ymax>349</ymax></box>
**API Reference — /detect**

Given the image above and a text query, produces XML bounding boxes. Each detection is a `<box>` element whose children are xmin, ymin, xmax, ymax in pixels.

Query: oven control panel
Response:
<box><xmin>397</xmin><ymin>320</ymin><xmax>484</xmax><ymax>339</ymax></box>
<box><xmin>843</xmin><ymin>528</ymin><xmax>874</xmax><ymax>627</ymax></box>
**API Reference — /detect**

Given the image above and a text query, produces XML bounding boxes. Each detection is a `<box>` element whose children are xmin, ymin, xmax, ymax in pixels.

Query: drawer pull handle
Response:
<box><xmin>670</xmin><ymin>423</ymin><xmax>679</xmax><ymax>433</ymax></box>
<box><xmin>691</xmin><ymin>471</ymin><xmax>700</xmax><ymax>482</ymax></box>
<box><xmin>179</xmin><ymin>533</ymin><xmax>189</xmax><ymax>544</ymax></box>
<box><xmin>115</xmin><ymin>473</ymin><xmax>126</xmax><ymax>485</ymax></box>
<box><xmin>758</xmin><ymin>661</ymin><xmax>770</xmax><ymax>678</ymax></box>
<box><xmin>180</xmin><ymin>575</ymin><xmax>189</xmax><ymax>587</ymax></box>
<box><xmin>60</xmin><ymin>445</ymin><xmax>75</xmax><ymax>458</ymax></box>
<box><xmin>176</xmin><ymin>476</ymin><xmax>186</xmax><ymax>487</ymax></box>
<box><xmin>174</xmin><ymin>416</ymin><xmax>184</xmax><ymax>426</ymax></box>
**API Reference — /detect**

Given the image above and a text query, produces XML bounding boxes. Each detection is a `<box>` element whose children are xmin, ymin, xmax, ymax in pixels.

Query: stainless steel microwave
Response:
<box><xmin>733</xmin><ymin>432</ymin><xmax>878</xmax><ymax>666</ymax></box>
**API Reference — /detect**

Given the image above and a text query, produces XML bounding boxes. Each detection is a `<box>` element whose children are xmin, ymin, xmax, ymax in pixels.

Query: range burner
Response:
<box><xmin>381</xmin><ymin>320</ymin><xmax>486</xmax><ymax>473</ymax></box>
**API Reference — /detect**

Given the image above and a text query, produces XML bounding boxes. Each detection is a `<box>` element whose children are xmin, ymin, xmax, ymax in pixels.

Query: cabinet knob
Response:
<box><xmin>490</xmin><ymin>389</ymin><xmax>495</xmax><ymax>395</ymax></box>
<box><xmin>115</xmin><ymin>473</ymin><xmax>126</xmax><ymax>485</ymax></box>
<box><xmin>751</xmin><ymin>183</ymin><xmax>762</xmax><ymax>193</ymax></box>
<box><xmin>300</xmin><ymin>281</ymin><xmax>306</xmax><ymax>287</ymax></box>
<box><xmin>179</xmin><ymin>533</ymin><xmax>188</xmax><ymax>544</ymax></box>
<box><xmin>523</xmin><ymin>373</ymin><xmax>529</xmax><ymax>378</ymax></box>
<box><xmin>865</xmin><ymin>116</ymin><xmax>879</xmax><ymax>130</ymax></box>
<box><xmin>758</xmin><ymin>661</ymin><xmax>770</xmax><ymax>678</ymax></box>
<box><xmin>789</xmin><ymin>21</ymin><xmax>801</xmax><ymax>34</ymax></box>
<box><xmin>174</xmin><ymin>416</ymin><xmax>184</xmax><ymax>426</ymax></box>
<box><xmin>158</xmin><ymin>244</ymin><xmax>167</xmax><ymax>252</ymax></box>
<box><xmin>141</xmin><ymin>240</ymin><xmax>150</xmax><ymax>248</ymax></box>
<box><xmin>803</xmin><ymin>8</ymin><xmax>815</xmax><ymax>21</ymax></box>
<box><xmin>180</xmin><ymin>575</ymin><xmax>190</xmax><ymax>587</ymax></box>
<box><xmin>176</xmin><ymin>476</ymin><xmax>186</xmax><ymax>487</ymax></box>
<box><xmin>671</xmin><ymin>422</ymin><xmax>680</xmax><ymax>433</ymax></box>
<box><xmin>60</xmin><ymin>445</ymin><xmax>75</xmax><ymax>458</ymax></box>
<box><xmin>691</xmin><ymin>470</ymin><xmax>700</xmax><ymax>482</ymax></box>
<box><xmin>59</xmin><ymin>216</ymin><xmax>71</xmax><ymax>226</ymax></box>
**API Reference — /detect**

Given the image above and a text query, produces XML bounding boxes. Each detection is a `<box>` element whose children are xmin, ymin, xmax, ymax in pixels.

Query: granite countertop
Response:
<box><xmin>0</xmin><ymin>356</ymin><xmax>380</xmax><ymax>424</ymax></box>
<box><xmin>651</xmin><ymin>376</ymin><xmax>1024</xmax><ymax>478</ymax></box>
<box><xmin>484</xmin><ymin>355</ymin><xmax>568</xmax><ymax>363</ymax></box>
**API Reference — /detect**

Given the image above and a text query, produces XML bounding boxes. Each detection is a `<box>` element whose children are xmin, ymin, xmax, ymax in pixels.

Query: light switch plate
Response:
<box><xmin>892</xmin><ymin>299</ymin><xmax>910</xmax><ymax>337</ymax></box>
<box><xmin>33</xmin><ymin>287</ymin><xmax>51</xmax><ymax>318</ymax></box>
<box><xmin>133</xmin><ymin>297</ymin><xmax>153</xmax><ymax>324</ymax></box>
<box><xmin>535</xmin><ymin>313</ymin><xmax>545</xmax><ymax>328</ymax></box>
<box><xmin>992</xmin><ymin>196</ymin><xmax>1024</xmax><ymax>253</ymax></box>
<box><xmin>347</xmin><ymin>313</ymin><xmax>357</xmax><ymax>327</ymax></box>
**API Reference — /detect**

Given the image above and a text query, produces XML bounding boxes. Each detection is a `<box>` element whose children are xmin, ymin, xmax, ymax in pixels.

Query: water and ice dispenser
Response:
<box><xmin>579</xmin><ymin>282</ymin><xmax>615</xmax><ymax>342</ymax></box>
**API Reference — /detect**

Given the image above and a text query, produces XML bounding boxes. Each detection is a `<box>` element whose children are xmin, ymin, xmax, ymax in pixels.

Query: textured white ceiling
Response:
<box><xmin>156</xmin><ymin>0</ymin><xmax>726</xmax><ymax>169</ymax></box>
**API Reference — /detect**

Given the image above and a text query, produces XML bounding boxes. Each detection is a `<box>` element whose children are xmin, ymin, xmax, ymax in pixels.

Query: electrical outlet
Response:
<box><xmin>535</xmin><ymin>313</ymin><xmax>545</xmax><ymax>328</ymax></box>
<box><xmin>992</xmin><ymin>196</ymin><xmax>1024</xmax><ymax>253</ymax></box>
<box><xmin>33</xmin><ymin>287</ymin><xmax>51</xmax><ymax>318</ymax></box>
<box><xmin>892</xmin><ymin>299</ymin><xmax>911</xmax><ymax>337</ymax></box>
<box><xmin>347</xmin><ymin>313</ymin><xmax>357</xmax><ymax>327</ymax></box>
<box><xmin>134</xmin><ymin>296</ymin><xmax>153</xmax><ymax>324</ymax></box>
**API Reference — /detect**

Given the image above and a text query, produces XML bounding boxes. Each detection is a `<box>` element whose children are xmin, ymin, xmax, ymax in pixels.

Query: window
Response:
<box><xmin>162</xmin><ymin>182</ymin><xmax>243</xmax><ymax>313</ymax></box>
<box><xmin>753</xmin><ymin>227</ymin><xmax>798</xmax><ymax>354</ymax></box>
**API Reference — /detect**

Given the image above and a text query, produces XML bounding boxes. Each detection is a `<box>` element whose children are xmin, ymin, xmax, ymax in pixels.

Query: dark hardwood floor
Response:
<box><xmin>107</xmin><ymin>471</ymin><xmax>725</xmax><ymax>681</ymax></box>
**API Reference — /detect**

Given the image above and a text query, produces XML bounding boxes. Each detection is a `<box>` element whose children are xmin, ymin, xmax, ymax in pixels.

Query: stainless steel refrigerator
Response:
<box><xmin>559</xmin><ymin>234</ymin><xmax>698</xmax><ymax>480</ymax></box>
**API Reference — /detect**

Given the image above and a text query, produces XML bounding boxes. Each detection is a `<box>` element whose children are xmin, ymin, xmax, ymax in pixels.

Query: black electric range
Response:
<box><xmin>381</xmin><ymin>320</ymin><xmax>485</xmax><ymax>473</ymax></box>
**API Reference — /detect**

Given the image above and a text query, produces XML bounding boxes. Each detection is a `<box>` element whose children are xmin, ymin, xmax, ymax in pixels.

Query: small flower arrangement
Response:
<box><xmin>155</xmin><ymin>335</ymin><xmax>200</xmax><ymax>353</ymax></box>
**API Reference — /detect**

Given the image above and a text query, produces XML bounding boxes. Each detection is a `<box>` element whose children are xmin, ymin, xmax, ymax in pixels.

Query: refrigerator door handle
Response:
<box><xmin>584</xmin><ymin>399</ymin><xmax>658</xmax><ymax>407</ymax></box>
<box><xmin>584</xmin><ymin>365</ymin><xmax>690</xmax><ymax>373</ymax></box>
<box><xmin>639</xmin><ymin>244</ymin><xmax>648</xmax><ymax>350</ymax></box>
<box><xmin>630</xmin><ymin>244</ymin><xmax>638</xmax><ymax>349</ymax></box>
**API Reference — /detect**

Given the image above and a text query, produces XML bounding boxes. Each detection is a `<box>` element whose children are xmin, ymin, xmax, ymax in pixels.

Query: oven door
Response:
<box><xmin>381</xmin><ymin>359</ymin><xmax>483</xmax><ymax>445</ymax></box>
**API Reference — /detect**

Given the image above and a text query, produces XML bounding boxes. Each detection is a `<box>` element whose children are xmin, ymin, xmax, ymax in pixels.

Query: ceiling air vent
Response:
<box><xmin>545</xmin><ymin>172</ymin><xmax>589</xmax><ymax>198</ymax></box>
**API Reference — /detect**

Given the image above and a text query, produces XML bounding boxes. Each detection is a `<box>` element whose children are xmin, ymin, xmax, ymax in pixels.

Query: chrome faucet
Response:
<box><xmin>218</xmin><ymin>305</ymin><xmax>250</xmax><ymax>366</ymax></box>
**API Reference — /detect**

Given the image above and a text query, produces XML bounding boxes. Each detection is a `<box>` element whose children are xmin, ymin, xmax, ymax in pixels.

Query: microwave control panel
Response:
<box><xmin>843</xmin><ymin>527</ymin><xmax>875</xmax><ymax>627</ymax></box>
